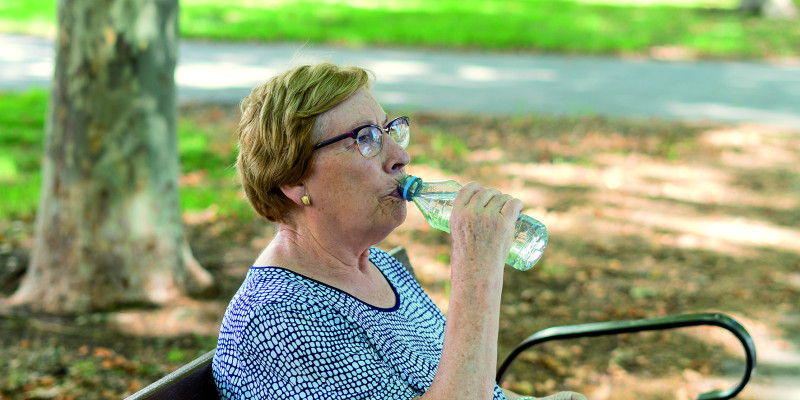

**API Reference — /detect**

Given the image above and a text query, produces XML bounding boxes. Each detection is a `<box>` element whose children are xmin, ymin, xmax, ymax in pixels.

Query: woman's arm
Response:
<box><xmin>420</xmin><ymin>183</ymin><xmax>521</xmax><ymax>400</ymax></box>
<box><xmin>416</xmin><ymin>183</ymin><xmax>588</xmax><ymax>400</ymax></box>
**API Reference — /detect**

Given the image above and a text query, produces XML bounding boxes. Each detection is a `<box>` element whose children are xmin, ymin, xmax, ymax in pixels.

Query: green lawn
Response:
<box><xmin>0</xmin><ymin>90</ymin><xmax>46</xmax><ymax>219</ymax></box>
<box><xmin>0</xmin><ymin>0</ymin><xmax>798</xmax><ymax>59</ymax></box>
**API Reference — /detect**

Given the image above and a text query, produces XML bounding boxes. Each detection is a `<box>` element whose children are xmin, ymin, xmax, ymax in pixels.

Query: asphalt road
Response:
<box><xmin>2</xmin><ymin>33</ymin><xmax>799</xmax><ymax>128</ymax></box>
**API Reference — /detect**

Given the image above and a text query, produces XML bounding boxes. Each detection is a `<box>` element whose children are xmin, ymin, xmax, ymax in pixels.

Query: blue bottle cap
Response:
<box><xmin>400</xmin><ymin>175</ymin><xmax>420</xmax><ymax>201</ymax></box>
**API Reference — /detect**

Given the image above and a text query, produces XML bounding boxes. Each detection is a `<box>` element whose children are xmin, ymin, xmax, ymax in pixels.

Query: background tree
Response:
<box><xmin>8</xmin><ymin>0</ymin><xmax>213</xmax><ymax>314</ymax></box>
<box><xmin>738</xmin><ymin>0</ymin><xmax>798</xmax><ymax>18</ymax></box>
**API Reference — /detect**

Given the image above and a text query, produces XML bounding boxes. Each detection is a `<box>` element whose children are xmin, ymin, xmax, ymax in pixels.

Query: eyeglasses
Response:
<box><xmin>313</xmin><ymin>116</ymin><xmax>410</xmax><ymax>158</ymax></box>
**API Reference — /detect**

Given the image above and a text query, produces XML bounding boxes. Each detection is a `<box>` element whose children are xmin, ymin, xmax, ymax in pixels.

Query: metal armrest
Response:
<box><xmin>496</xmin><ymin>313</ymin><xmax>756</xmax><ymax>400</ymax></box>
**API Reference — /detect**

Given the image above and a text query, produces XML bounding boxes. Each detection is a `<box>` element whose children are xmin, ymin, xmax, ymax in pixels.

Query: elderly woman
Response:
<box><xmin>212</xmin><ymin>63</ymin><xmax>585</xmax><ymax>400</ymax></box>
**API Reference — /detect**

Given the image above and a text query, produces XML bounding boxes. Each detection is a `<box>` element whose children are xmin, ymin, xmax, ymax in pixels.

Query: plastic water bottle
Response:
<box><xmin>399</xmin><ymin>175</ymin><xmax>548</xmax><ymax>271</ymax></box>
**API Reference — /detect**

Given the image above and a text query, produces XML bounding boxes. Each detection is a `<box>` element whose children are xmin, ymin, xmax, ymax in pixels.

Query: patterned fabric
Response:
<box><xmin>212</xmin><ymin>247</ymin><xmax>507</xmax><ymax>400</ymax></box>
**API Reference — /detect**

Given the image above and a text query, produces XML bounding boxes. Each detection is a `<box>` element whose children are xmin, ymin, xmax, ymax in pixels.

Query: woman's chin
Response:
<box><xmin>376</xmin><ymin>200</ymin><xmax>407</xmax><ymax>235</ymax></box>
<box><xmin>393</xmin><ymin>205</ymin><xmax>407</xmax><ymax>227</ymax></box>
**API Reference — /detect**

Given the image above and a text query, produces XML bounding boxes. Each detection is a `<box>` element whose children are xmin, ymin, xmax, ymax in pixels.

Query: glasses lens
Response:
<box><xmin>356</xmin><ymin>126</ymin><xmax>382</xmax><ymax>157</ymax></box>
<box><xmin>389</xmin><ymin>117</ymin><xmax>410</xmax><ymax>148</ymax></box>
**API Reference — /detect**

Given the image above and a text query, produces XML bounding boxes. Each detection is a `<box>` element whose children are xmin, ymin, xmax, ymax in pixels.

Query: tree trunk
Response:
<box><xmin>739</xmin><ymin>0</ymin><xmax>798</xmax><ymax>18</ymax></box>
<box><xmin>9</xmin><ymin>0</ymin><xmax>212</xmax><ymax>314</ymax></box>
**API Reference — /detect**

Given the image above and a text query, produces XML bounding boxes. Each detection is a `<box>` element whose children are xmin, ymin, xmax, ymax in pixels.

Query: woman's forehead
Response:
<box><xmin>316</xmin><ymin>89</ymin><xmax>385</xmax><ymax>137</ymax></box>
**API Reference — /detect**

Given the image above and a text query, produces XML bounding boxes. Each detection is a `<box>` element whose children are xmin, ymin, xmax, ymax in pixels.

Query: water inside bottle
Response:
<box><xmin>411</xmin><ymin>192</ymin><xmax>457</xmax><ymax>233</ymax></box>
<box><xmin>506</xmin><ymin>214</ymin><xmax>546</xmax><ymax>270</ymax></box>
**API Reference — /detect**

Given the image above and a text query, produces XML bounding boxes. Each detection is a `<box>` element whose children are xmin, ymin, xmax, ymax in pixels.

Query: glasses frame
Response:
<box><xmin>313</xmin><ymin>116</ymin><xmax>410</xmax><ymax>158</ymax></box>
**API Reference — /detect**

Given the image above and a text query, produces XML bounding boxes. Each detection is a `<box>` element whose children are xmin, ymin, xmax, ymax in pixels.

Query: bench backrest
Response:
<box><xmin>124</xmin><ymin>349</ymin><xmax>217</xmax><ymax>400</ymax></box>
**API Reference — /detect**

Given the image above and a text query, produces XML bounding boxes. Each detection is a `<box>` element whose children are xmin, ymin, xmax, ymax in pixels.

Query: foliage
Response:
<box><xmin>1</xmin><ymin>0</ymin><xmax>799</xmax><ymax>59</ymax></box>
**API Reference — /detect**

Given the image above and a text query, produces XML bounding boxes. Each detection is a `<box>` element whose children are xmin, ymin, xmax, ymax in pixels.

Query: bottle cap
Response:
<box><xmin>400</xmin><ymin>175</ymin><xmax>420</xmax><ymax>201</ymax></box>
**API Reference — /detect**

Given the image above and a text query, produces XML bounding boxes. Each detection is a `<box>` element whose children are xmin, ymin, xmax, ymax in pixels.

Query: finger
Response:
<box><xmin>484</xmin><ymin>193</ymin><xmax>514</xmax><ymax>214</ymax></box>
<box><xmin>453</xmin><ymin>182</ymin><xmax>482</xmax><ymax>208</ymax></box>
<box><xmin>499</xmin><ymin>196</ymin><xmax>524</xmax><ymax>218</ymax></box>
<box><xmin>468</xmin><ymin>188</ymin><xmax>502</xmax><ymax>209</ymax></box>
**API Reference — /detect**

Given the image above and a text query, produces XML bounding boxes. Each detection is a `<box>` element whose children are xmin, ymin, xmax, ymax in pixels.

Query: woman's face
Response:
<box><xmin>305</xmin><ymin>89</ymin><xmax>410</xmax><ymax>244</ymax></box>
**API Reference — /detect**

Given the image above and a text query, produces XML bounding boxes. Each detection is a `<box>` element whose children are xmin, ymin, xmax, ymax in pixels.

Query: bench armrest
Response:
<box><xmin>496</xmin><ymin>313</ymin><xmax>756</xmax><ymax>400</ymax></box>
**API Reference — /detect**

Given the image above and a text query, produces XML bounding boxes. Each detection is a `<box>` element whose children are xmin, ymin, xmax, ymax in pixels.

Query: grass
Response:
<box><xmin>0</xmin><ymin>90</ymin><xmax>47</xmax><ymax>220</ymax></box>
<box><xmin>1</xmin><ymin>0</ymin><xmax>798</xmax><ymax>59</ymax></box>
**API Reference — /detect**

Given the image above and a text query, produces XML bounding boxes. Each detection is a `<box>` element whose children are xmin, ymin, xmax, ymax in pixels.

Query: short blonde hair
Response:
<box><xmin>236</xmin><ymin>63</ymin><xmax>371</xmax><ymax>222</ymax></box>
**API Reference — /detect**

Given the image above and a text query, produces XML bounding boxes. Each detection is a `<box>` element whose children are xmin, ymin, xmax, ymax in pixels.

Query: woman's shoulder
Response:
<box><xmin>369</xmin><ymin>247</ymin><xmax>403</xmax><ymax>271</ymax></box>
<box><xmin>230</xmin><ymin>267</ymin><xmax>321</xmax><ymax>314</ymax></box>
<box><xmin>369</xmin><ymin>247</ymin><xmax>416</xmax><ymax>285</ymax></box>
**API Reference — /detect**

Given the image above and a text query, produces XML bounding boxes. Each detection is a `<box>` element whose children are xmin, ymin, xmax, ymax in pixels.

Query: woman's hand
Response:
<box><xmin>448</xmin><ymin>182</ymin><xmax>523</xmax><ymax>286</ymax></box>
<box><xmin>503</xmin><ymin>388</ymin><xmax>588</xmax><ymax>400</ymax></box>
<box><xmin>533</xmin><ymin>393</ymin><xmax>588</xmax><ymax>400</ymax></box>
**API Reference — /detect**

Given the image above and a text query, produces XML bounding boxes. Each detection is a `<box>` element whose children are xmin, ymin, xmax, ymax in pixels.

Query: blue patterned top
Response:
<box><xmin>212</xmin><ymin>247</ymin><xmax>507</xmax><ymax>399</ymax></box>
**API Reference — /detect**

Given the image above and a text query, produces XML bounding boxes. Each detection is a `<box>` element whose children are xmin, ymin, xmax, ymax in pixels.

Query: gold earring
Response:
<box><xmin>301</xmin><ymin>195</ymin><xmax>311</xmax><ymax>206</ymax></box>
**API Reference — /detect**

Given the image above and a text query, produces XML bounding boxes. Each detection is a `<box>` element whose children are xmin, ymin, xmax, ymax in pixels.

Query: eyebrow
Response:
<box><xmin>350</xmin><ymin>114</ymin><xmax>390</xmax><ymax>131</ymax></box>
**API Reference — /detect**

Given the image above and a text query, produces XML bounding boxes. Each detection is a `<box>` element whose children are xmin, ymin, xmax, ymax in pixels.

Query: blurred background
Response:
<box><xmin>1</xmin><ymin>0</ymin><xmax>799</xmax><ymax>399</ymax></box>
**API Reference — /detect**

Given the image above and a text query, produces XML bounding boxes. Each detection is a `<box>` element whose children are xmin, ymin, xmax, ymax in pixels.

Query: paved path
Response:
<box><xmin>2</xmin><ymin>33</ymin><xmax>800</xmax><ymax>128</ymax></box>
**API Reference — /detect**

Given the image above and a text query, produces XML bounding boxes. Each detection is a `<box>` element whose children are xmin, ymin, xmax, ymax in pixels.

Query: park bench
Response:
<box><xmin>125</xmin><ymin>247</ymin><xmax>756</xmax><ymax>400</ymax></box>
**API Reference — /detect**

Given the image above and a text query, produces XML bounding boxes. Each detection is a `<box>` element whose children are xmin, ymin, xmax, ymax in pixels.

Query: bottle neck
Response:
<box><xmin>400</xmin><ymin>175</ymin><xmax>422</xmax><ymax>202</ymax></box>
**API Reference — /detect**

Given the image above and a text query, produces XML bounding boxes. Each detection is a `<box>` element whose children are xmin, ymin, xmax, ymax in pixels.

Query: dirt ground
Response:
<box><xmin>1</xmin><ymin>107</ymin><xmax>799</xmax><ymax>399</ymax></box>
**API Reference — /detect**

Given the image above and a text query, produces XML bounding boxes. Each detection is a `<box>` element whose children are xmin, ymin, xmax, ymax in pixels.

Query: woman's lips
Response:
<box><xmin>388</xmin><ymin>187</ymin><xmax>403</xmax><ymax>199</ymax></box>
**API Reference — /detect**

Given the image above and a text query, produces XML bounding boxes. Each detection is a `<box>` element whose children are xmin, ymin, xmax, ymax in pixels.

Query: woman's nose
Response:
<box><xmin>382</xmin><ymin>134</ymin><xmax>410</xmax><ymax>173</ymax></box>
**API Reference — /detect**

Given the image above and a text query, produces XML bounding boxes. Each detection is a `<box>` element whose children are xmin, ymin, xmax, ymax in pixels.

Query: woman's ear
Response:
<box><xmin>280</xmin><ymin>183</ymin><xmax>306</xmax><ymax>207</ymax></box>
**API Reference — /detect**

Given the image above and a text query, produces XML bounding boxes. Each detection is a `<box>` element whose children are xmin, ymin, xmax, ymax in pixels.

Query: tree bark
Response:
<box><xmin>739</xmin><ymin>0</ymin><xmax>798</xmax><ymax>18</ymax></box>
<box><xmin>8</xmin><ymin>0</ymin><xmax>212</xmax><ymax>314</ymax></box>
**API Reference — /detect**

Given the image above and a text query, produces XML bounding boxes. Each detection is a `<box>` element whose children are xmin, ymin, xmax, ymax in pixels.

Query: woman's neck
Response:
<box><xmin>257</xmin><ymin>224</ymin><xmax>373</xmax><ymax>279</ymax></box>
<box><xmin>255</xmin><ymin>224</ymin><xmax>397</xmax><ymax>309</ymax></box>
